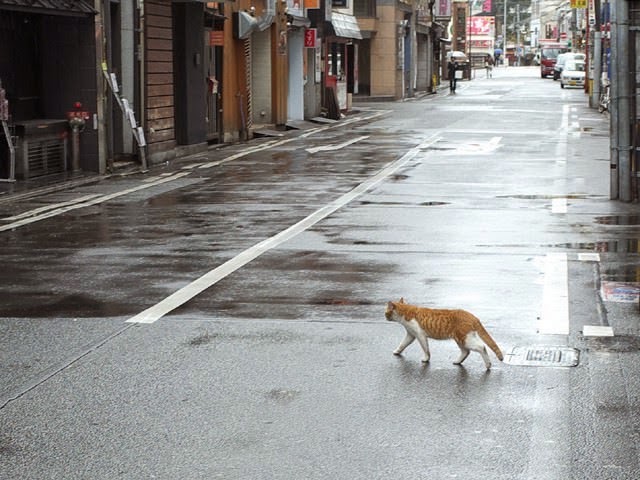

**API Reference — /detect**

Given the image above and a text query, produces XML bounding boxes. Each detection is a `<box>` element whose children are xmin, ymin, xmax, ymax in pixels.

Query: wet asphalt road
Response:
<box><xmin>2</xmin><ymin>66</ymin><xmax>640</xmax><ymax>479</ymax></box>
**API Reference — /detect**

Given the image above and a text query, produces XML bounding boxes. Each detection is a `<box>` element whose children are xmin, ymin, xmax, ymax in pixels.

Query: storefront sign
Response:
<box><xmin>304</xmin><ymin>28</ymin><xmax>317</xmax><ymax>48</ymax></box>
<box><xmin>209</xmin><ymin>30</ymin><xmax>224</xmax><ymax>46</ymax></box>
<box><xmin>466</xmin><ymin>16</ymin><xmax>495</xmax><ymax>36</ymax></box>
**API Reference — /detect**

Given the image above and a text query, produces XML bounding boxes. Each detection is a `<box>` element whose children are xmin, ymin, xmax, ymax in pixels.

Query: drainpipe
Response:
<box><xmin>590</xmin><ymin>30</ymin><xmax>601</xmax><ymax>109</ymax></box>
<box><xmin>256</xmin><ymin>0</ymin><xmax>276</xmax><ymax>31</ymax></box>
<box><xmin>609</xmin><ymin>0</ymin><xmax>618</xmax><ymax>199</ymax></box>
<box><xmin>616</xmin><ymin>0</ymin><xmax>631</xmax><ymax>201</ymax></box>
<box><xmin>94</xmin><ymin>0</ymin><xmax>107</xmax><ymax>174</ymax></box>
<box><xmin>137</xmin><ymin>0</ymin><xmax>146</xmax><ymax>160</ymax></box>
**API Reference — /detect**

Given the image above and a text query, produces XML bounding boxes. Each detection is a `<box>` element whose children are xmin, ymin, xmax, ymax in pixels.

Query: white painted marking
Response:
<box><xmin>582</xmin><ymin>325</ymin><xmax>614</xmax><ymax>337</ymax></box>
<box><xmin>551</xmin><ymin>197</ymin><xmax>567</xmax><ymax>214</ymax></box>
<box><xmin>578</xmin><ymin>253</ymin><xmax>600</xmax><ymax>262</ymax></box>
<box><xmin>560</xmin><ymin>105</ymin><xmax>570</xmax><ymax>131</ymax></box>
<box><xmin>0</xmin><ymin>172</ymin><xmax>191</xmax><ymax>232</ymax></box>
<box><xmin>2</xmin><ymin>194</ymin><xmax>102</xmax><ymax>221</ymax></box>
<box><xmin>538</xmin><ymin>252</ymin><xmax>569</xmax><ymax>335</ymax></box>
<box><xmin>197</xmin><ymin>138</ymin><xmax>295</xmax><ymax>170</ymax></box>
<box><xmin>451</xmin><ymin>136</ymin><xmax>502</xmax><ymax>155</ymax></box>
<box><xmin>306</xmin><ymin>135</ymin><xmax>369</xmax><ymax>154</ymax></box>
<box><xmin>127</xmin><ymin>136</ymin><xmax>439</xmax><ymax>324</ymax></box>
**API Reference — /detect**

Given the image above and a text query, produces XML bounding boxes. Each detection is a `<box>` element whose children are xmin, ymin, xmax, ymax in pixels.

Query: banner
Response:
<box><xmin>466</xmin><ymin>16</ymin><xmax>495</xmax><ymax>36</ymax></box>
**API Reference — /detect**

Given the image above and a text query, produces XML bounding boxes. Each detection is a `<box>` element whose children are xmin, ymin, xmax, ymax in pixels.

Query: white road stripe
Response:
<box><xmin>0</xmin><ymin>172</ymin><xmax>191</xmax><ymax>232</ymax></box>
<box><xmin>306</xmin><ymin>136</ymin><xmax>369</xmax><ymax>154</ymax></box>
<box><xmin>578</xmin><ymin>252</ymin><xmax>600</xmax><ymax>262</ymax></box>
<box><xmin>538</xmin><ymin>252</ymin><xmax>569</xmax><ymax>335</ymax></box>
<box><xmin>127</xmin><ymin>136</ymin><xmax>439</xmax><ymax>324</ymax></box>
<box><xmin>551</xmin><ymin>197</ymin><xmax>567</xmax><ymax>213</ymax></box>
<box><xmin>2</xmin><ymin>194</ymin><xmax>102</xmax><ymax>221</ymax></box>
<box><xmin>582</xmin><ymin>325</ymin><xmax>614</xmax><ymax>337</ymax></box>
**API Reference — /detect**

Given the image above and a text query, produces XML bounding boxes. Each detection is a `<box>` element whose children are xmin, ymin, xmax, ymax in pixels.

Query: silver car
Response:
<box><xmin>560</xmin><ymin>60</ymin><xmax>585</xmax><ymax>88</ymax></box>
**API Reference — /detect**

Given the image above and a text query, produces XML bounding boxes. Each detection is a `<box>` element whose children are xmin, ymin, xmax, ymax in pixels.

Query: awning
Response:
<box><xmin>0</xmin><ymin>0</ymin><xmax>96</xmax><ymax>16</ymax></box>
<box><xmin>328</xmin><ymin>12</ymin><xmax>362</xmax><ymax>40</ymax></box>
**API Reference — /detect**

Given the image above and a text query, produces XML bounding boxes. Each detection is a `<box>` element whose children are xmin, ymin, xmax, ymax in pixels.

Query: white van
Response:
<box><xmin>554</xmin><ymin>52</ymin><xmax>585</xmax><ymax>80</ymax></box>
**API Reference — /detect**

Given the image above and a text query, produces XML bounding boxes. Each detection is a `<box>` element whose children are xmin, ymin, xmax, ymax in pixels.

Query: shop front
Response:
<box><xmin>0</xmin><ymin>0</ymin><xmax>99</xmax><ymax>179</ymax></box>
<box><xmin>324</xmin><ymin>11</ymin><xmax>362</xmax><ymax>118</ymax></box>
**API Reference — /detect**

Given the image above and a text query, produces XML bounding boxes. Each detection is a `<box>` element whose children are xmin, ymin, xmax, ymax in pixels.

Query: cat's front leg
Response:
<box><xmin>393</xmin><ymin>332</ymin><xmax>415</xmax><ymax>356</ymax></box>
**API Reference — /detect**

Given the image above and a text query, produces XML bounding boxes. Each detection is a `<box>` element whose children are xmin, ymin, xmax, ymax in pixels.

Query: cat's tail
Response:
<box><xmin>476</xmin><ymin>325</ymin><xmax>504</xmax><ymax>361</ymax></box>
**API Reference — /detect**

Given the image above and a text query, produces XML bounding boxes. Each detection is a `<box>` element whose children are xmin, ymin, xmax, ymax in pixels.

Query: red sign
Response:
<box><xmin>209</xmin><ymin>30</ymin><xmax>224</xmax><ymax>46</ymax></box>
<box><xmin>466</xmin><ymin>16</ymin><xmax>495</xmax><ymax>36</ymax></box>
<box><xmin>304</xmin><ymin>28</ymin><xmax>317</xmax><ymax>48</ymax></box>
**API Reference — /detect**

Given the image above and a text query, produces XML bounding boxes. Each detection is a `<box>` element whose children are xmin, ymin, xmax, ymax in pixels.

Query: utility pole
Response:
<box><xmin>503</xmin><ymin>0</ymin><xmax>507</xmax><ymax>64</ymax></box>
<box><xmin>609</xmin><ymin>0</ymin><xmax>631</xmax><ymax>201</ymax></box>
<box><xmin>516</xmin><ymin>4</ymin><xmax>520</xmax><ymax>65</ymax></box>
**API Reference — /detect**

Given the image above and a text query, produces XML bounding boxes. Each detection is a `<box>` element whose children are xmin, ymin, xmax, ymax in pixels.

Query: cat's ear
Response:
<box><xmin>399</xmin><ymin>297</ymin><xmax>405</xmax><ymax>304</ymax></box>
<box><xmin>387</xmin><ymin>301</ymin><xmax>395</xmax><ymax>310</ymax></box>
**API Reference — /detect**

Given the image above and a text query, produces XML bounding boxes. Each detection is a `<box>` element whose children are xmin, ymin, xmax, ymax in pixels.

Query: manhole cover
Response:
<box><xmin>504</xmin><ymin>346</ymin><xmax>579</xmax><ymax>367</ymax></box>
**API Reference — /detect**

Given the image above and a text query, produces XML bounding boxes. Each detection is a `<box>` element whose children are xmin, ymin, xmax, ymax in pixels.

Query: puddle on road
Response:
<box><xmin>2</xmin><ymin>293</ymin><xmax>133</xmax><ymax>318</ymax></box>
<box><xmin>594</xmin><ymin>215</ymin><xmax>640</xmax><ymax>226</ymax></box>
<box><xmin>311</xmin><ymin>298</ymin><xmax>375</xmax><ymax>306</ymax></box>
<box><xmin>391</xmin><ymin>174</ymin><xmax>409</xmax><ymax>181</ymax></box>
<box><xmin>358</xmin><ymin>200</ymin><xmax>450</xmax><ymax>207</ymax></box>
<box><xmin>496</xmin><ymin>194</ymin><xmax>600</xmax><ymax>200</ymax></box>
<box><xmin>586</xmin><ymin>335</ymin><xmax>640</xmax><ymax>353</ymax></box>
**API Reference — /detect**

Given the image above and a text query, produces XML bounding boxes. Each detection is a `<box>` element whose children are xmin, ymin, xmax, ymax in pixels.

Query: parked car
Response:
<box><xmin>553</xmin><ymin>52</ymin><xmax>586</xmax><ymax>80</ymax></box>
<box><xmin>560</xmin><ymin>60</ymin><xmax>585</xmax><ymax>88</ymax></box>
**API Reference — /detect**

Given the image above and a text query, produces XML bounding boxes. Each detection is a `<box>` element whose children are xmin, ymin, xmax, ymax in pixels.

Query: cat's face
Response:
<box><xmin>385</xmin><ymin>298</ymin><xmax>404</xmax><ymax>321</ymax></box>
<box><xmin>385</xmin><ymin>302</ymin><xmax>396</xmax><ymax>321</ymax></box>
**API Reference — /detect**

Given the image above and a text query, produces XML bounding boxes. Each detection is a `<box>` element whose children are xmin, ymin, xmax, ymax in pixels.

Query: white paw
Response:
<box><xmin>393</xmin><ymin>350</ymin><xmax>403</xmax><ymax>356</ymax></box>
<box><xmin>422</xmin><ymin>357</ymin><xmax>430</xmax><ymax>363</ymax></box>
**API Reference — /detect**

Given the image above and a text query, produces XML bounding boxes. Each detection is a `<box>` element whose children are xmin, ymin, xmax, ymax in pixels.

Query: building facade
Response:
<box><xmin>0</xmin><ymin>0</ymin><xmax>449</xmax><ymax>180</ymax></box>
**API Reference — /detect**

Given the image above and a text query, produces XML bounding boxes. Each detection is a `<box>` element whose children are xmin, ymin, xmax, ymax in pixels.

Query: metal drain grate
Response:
<box><xmin>504</xmin><ymin>346</ymin><xmax>580</xmax><ymax>367</ymax></box>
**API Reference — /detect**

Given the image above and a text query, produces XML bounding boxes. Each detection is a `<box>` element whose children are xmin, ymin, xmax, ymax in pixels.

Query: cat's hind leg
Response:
<box><xmin>453</xmin><ymin>345</ymin><xmax>470</xmax><ymax>365</ymax></box>
<box><xmin>393</xmin><ymin>332</ymin><xmax>415</xmax><ymax>356</ymax></box>
<box><xmin>464</xmin><ymin>332</ymin><xmax>492</xmax><ymax>370</ymax></box>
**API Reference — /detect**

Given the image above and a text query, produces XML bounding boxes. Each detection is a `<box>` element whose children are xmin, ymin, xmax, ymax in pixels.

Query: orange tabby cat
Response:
<box><xmin>385</xmin><ymin>298</ymin><xmax>503</xmax><ymax>370</ymax></box>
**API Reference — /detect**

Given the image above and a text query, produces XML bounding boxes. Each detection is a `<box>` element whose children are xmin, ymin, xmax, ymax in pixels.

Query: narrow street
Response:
<box><xmin>2</xmin><ymin>66</ymin><xmax>640</xmax><ymax>479</ymax></box>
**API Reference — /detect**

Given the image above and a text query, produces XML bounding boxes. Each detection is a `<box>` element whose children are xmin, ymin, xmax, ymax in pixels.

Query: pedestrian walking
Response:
<box><xmin>448</xmin><ymin>59</ymin><xmax>458</xmax><ymax>93</ymax></box>
<box><xmin>485</xmin><ymin>54</ymin><xmax>494</xmax><ymax>78</ymax></box>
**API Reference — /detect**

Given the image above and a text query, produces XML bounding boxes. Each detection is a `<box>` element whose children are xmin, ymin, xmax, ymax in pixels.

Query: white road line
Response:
<box><xmin>582</xmin><ymin>325</ymin><xmax>614</xmax><ymax>337</ymax></box>
<box><xmin>306</xmin><ymin>136</ymin><xmax>369</xmax><ymax>154</ymax></box>
<box><xmin>196</xmin><ymin>138</ymin><xmax>296</xmax><ymax>169</ymax></box>
<box><xmin>538</xmin><ymin>252</ymin><xmax>569</xmax><ymax>335</ymax></box>
<box><xmin>551</xmin><ymin>197</ymin><xmax>567</xmax><ymax>213</ymax></box>
<box><xmin>578</xmin><ymin>252</ymin><xmax>600</xmax><ymax>262</ymax></box>
<box><xmin>194</xmin><ymin>111</ymin><xmax>389</xmax><ymax>169</ymax></box>
<box><xmin>2</xmin><ymin>194</ymin><xmax>102</xmax><ymax>221</ymax></box>
<box><xmin>127</xmin><ymin>136</ymin><xmax>439</xmax><ymax>324</ymax></box>
<box><xmin>0</xmin><ymin>172</ymin><xmax>191</xmax><ymax>232</ymax></box>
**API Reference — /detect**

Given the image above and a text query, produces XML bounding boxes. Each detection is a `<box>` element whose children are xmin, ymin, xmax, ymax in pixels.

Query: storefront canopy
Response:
<box><xmin>0</xmin><ymin>0</ymin><xmax>96</xmax><ymax>16</ymax></box>
<box><xmin>328</xmin><ymin>12</ymin><xmax>362</xmax><ymax>40</ymax></box>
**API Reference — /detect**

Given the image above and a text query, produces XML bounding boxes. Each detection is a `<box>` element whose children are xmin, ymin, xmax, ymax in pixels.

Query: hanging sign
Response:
<box><xmin>588</xmin><ymin>0</ymin><xmax>596</xmax><ymax>25</ymax></box>
<box><xmin>304</xmin><ymin>28</ymin><xmax>317</xmax><ymax>48</ymax></box>
<box><xmin>209</xmin><ymin>31</ymin><xmax>224</xmax><ymax>46</ymax></box>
